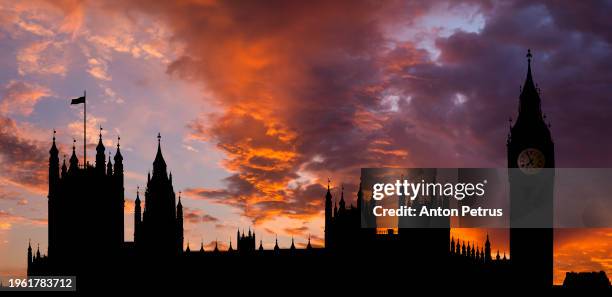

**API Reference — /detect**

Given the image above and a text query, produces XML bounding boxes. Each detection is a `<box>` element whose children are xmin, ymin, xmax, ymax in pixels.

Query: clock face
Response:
<box><xmin>517</xmin><ymin>148</ymin><xmax>545</xmax><ymax>174</ymax></box>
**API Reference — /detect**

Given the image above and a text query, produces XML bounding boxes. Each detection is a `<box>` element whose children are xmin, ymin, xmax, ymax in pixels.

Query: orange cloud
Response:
<box><xmin>0</xmin><ymin>80</ymin><xmax>52</xmax><ymax>116</ymax></box>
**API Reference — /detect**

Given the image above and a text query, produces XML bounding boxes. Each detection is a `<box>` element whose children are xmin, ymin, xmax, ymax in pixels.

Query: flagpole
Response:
<box><xmin>83</xmin><ymin>90</ymin><xmax>86</xmax><ymax>167</ymax></box>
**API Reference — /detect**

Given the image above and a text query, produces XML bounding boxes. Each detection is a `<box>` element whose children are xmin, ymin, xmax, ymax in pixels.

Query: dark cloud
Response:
<box><xmin>0</xmin><ymin>116</ymin><xmax>48</xmax><ymax>191</ymax></box>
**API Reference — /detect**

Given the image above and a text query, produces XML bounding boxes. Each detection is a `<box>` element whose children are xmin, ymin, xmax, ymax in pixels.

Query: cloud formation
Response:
<box><xmin>0</xmin><ymin>80</ymin><xmax>51</xmax><ymax>116</ymax></box>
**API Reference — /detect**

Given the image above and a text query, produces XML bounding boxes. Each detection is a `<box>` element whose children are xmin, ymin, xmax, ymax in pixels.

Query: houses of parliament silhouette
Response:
<box><xmin>24</xmin><ymin>51</ymin><xmax>609</xmax><ymax>290</ymax></box>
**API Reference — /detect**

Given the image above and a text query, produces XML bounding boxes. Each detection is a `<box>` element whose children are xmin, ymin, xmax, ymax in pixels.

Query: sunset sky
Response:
<box><xmin>0</xmin><ymin>0</ymin><xmax>611</xmax><ymax>285</ymax></box>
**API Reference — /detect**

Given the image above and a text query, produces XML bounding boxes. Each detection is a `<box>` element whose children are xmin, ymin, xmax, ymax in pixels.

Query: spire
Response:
<box><xmin>36</xmin><ymin>243</ymin><xmax>40</xmax><ymax>259</ymax></box>
<box><xmin>96</xmin><ymin>126</ymin><xmax>105</xmax><ymax>151</ymax></box>
<box><xmin>186</xmin><ymin>242</ymin><xmax>190</xmax><ymax>253</ymax></box>
<box><xmin>153</xmin><ymin>132</ymin><xmax>167</xmax><ymax>177</ymax></box>
<box><xmin>106</xmin><ymin>153</ymin><xmax>113</xmax><ymax>176</ymax></box>
<box><xmin>290</xmin><ymin>236</ymin><xmax>296</xmax><ymax>250</ymax></box>
<box><xmin>114</xmin><ymin>135</ymin><xmax>123</xmax><ymax>162</ymax></box>
<box><xmin>49</xmin><ymin>129</ymin><xmax>58</xmax><ymax>155</ymax></box>
<box><xmin>135</xmin><ymin>186</ymin><xmax>141</xmax><ymax>203</ymax></box>
<box><xmin>176</xmin><ymin>191</ymin><xmax>183</xmax><ymax>217</ymax></box>
<box><xmin>62</xmin><ymin>155</ymin><xmax>68</xmax><ymax>177</ymax></box>
<box><xmin>95</xmin><ymin>125</ymin><xmax>106</xmax><ymax>172</ymax></box>
<box><xmin>307</xmin><ymin>234</ymin><xmax>312</xmax><ymax>250</ymax></box>
<box><xmin>213</xmin><ymin>240</ymin><xmax>219</xmax><ymax>253</ymax></box>
<box><xmin>339</xmin><ymin>184</ymin><xmax>346</xmax><ymax>211</ymax></box>
<box><xmin>274</xmin><ymin>234</ymin><xmax>279</xmax><ymax>251</ymax></box>
<box><xmin>228</xmin><ymin>238</ymin><xmax>233</xmax><ymax>252</ymax></box>
<box><xmin>200</xmin><ymin>241</ymin><xmax>204</xmax><ymax>252</ymax></box>
<box><xmin>69</xmin><ymin>139</ymin><xmax>79</xmax><ymax>171</ymax></box>
<box><xmin>334</xmin><ymin>196</ymin><xmax>338</xmax><ymax>217</ymax></box>
<box><xmin>518</xmin><ymin>49</ymin><xmax>543</xmax><ymax>121</ymax></box>
<box><xmin>259</xmin><ymin>240</ymin><xmax>264</xmax><ymax>251</ymax></box>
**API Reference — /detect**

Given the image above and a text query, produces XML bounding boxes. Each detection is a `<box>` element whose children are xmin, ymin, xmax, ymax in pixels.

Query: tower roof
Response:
<box><xmin>518</xmin><ymin>49</ymin><xmax>543</xmax><ymax>121</ymax></box>
<box><xmin>96</xmin><ymin>126</ymin><xmax>105</xmax><ymax>153</ymax></box>
<box><xmin>154</xmin><ymin>133</ymin><xmax>166</xmax><ymax>165</ymax></box>
<box><xmin>69</xmin><ymin>139</ymin><xmax>79</xmax><ymax>168</ymax></box>
<box><xmin>114</xmin><ymin>136</ymin><xmax>122</xmax><ymax>162</ymax></box>
<box><xmin>135</xmin><ymin>186</ymin><xmax>141</xmax><ymax>203</ymax></box>
<box><xmin>49</xmin><ymin>130</ymin><xmax>58</xmax><ymax>155</ymax></box>
<box><xmin>153</xmin><ymin>133</ymin><xmax>167</xmax><ymax>175</ymax></box>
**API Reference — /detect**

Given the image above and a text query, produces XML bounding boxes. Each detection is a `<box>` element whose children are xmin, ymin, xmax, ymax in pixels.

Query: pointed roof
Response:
<box><xmin>518</xmin><ymin>49</ymin><xmax>543</xmax><ymax>120</ymax></box>
<box><xmin>49</xmin><ymin>130</ymin><xmax>58</xmax><ymax>155</ymax></box>
<box><xmin>290</xmin><ymin>236</ymin><xmax>296</xmax><ymax>250</ymax></box>
<box><xmin>274</xmin><ymin>235</ymin><xmax>279</xmax><ymax>251</ymax></box>
<box><xmin>153</xmin><ymin>132</ymin><xmax>166</xmax><ymax>170</ymax></box>
<box><xmin>200</xmin><ymin>241</ymin><xmax>204</xmax><ymax>252</ymax></box>
<box><xmin>69</xmin><ymin>139</ymin><xmax>79</xmax><ymax>169</ymax></box>
<box><xmin>96</xmin><ymin>126</ymin><xmax>105</xmax><ymax>153</ymax></box>
<box><xmin>307</xmin><ymin>235</ymin><xmax>312</xmax><ymax>249</ymax></box>
<box><xmin>228</xmin><ymin>239</ymin><xmax>234</xmax><ymax>252</ymax></box>
<box><xmin>259</xmin><ymin>240</ymin><xmax>264</xmax><ymax>251</ymax></box>
<box><xmin>135</xmin><ymin>186</ymin><xmax>141</xmax><ymax>203</ymax></box>
<box><xmin>213</xmin><ymin>240</ymin><xmax>219</xmax><ymax>253</ymax></box>
<box><xmin>61</xmin><ymin>155</ymin><xmax>67</xmax><ymax>173</ymax></box>
<box><xmin>106</xmin><ymin>153</ymin><xmax>113</xmax><ymax>174</ymax></box>
<box><xmin>185</xmin><ymin>242</ymin><xmax>190</xmax><ymax>252</ymax></box>
<box><xmin>325</xmin><ymin>177</ymin><xmax>332</xmax><ymax>201</ymax></box>
<box><xmin>114</xmin><ymin>136</ymin><xmax>122</xmax><ymax>162</ymax></box>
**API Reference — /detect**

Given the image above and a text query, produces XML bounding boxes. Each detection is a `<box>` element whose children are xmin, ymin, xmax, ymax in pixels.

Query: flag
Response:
<box><xmin>71</xmin><ymin>96</ymin><xmax>85</xmax><ymax>105</ymax></box>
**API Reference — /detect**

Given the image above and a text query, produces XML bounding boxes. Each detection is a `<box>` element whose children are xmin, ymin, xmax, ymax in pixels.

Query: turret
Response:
<box><xmin>450</xmin><ymin>236</ymin><xmax>455</xmax><ymax>254</ymax></box>
<box><xmin>69</xmin><ymin>139</ymin><xmax>79</xmax><ymax>172</ymax></box>
<box><xmin>338</xmin><ymin>184</ymin><xmax>346</xmax><ymax>213</ymax></box>
<box><xmin>27</xmin><ymin>240</ymin><xmax>32</xmax><ymax>267</ymax></box>
<box><xmin>134</xmin><ymin>187</ymin><xmax>142</xmax><ymax>244</ymax></box>
<box><xmin>484</xmin><ymin>233</ymin><xmax>492</xmax><ymax>263</ymax></box>
<box><xmin>95</xmin><ymin>126</ymin><xmax>106</xmax><ymax>173</ymax></box>
<box><xmin>176</xmin><ymin>192</ymin><xmax>184</xmax><ymax>254</ymax></box>
<box><xmin>113</xmin><ymin>136</ymin><xmax>123</xmax><ymax>176</ymax></box>
<box><xmin>152</xmin><ymin>133</ymin><xmax>167</xmax><ymax>179</ymax></box>
<box><xmin>48</xmin><ymin>130</ymin><xmax>59</xmax><ymax>196</ymax></box>
<box><xmin>61</xmin><ymin>155</ymin><xmax>67</xmax><ymax>178</ymax></box>
<box><xmin>324</xmin><ymin>178</ymin><xmax>333</xmax><ymax>247</ymax></box>
<box><xmin>274</xmin><ymin>235</ymin><xmax>280</xmax><ymax>253</ymax></box>
<box><xmin>106</xmin><ymin>153</ymin><xmax>113</xmax><ymax>176</ymax></box>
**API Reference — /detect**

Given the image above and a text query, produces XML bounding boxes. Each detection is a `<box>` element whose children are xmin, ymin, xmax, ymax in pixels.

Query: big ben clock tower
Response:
<box><xmin>507</xmin><ymin>49</ymin><xmax>554</xmax><ymax>287</ymax></box>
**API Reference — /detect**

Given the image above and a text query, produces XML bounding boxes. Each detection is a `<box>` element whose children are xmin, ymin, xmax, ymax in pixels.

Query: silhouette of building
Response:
<box><xmin>563</xmin><ymin>271</ymin><xmax>611</xmax><ymax>288</ymax></box>
<box><xmin>134</xmin><ymin>133</ymin><xmax>183</xmax><ymax>257</ymax></box>
<box><xmin>28</xmin><ymin>128</ymin><xmax>124</xmax><ymax>276</ymax></box>
<box><xmin>507</xmin><ymin>49</ymin><xmax>555</xmax><ymax>288</ymax></box>
<box><xmin>26</xmin><ymin>50</ymin><xmax>609</xmax><ymax>289</ymax></box>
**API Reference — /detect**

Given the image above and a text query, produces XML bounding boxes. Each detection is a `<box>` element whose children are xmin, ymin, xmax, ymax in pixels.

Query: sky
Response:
<box><xmin>0</xmin><ymin>0</ymin><xmax>611</xmax><ymax>285</ymax></box>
